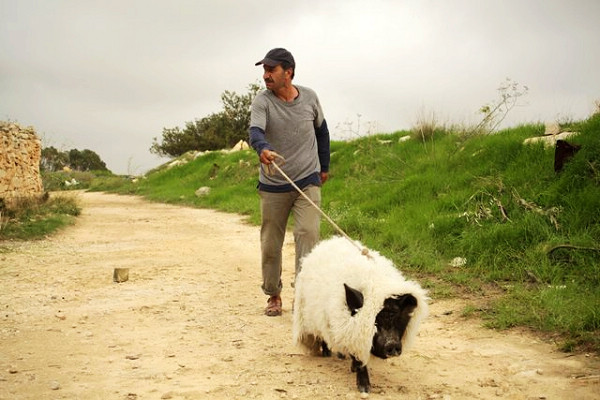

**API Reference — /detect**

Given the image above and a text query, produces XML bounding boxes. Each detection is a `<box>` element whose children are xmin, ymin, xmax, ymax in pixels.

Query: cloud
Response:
<box><xmin>2</xmin><ymin>0</ymin><xmax>599</xmax><ymax>174</ymax></box>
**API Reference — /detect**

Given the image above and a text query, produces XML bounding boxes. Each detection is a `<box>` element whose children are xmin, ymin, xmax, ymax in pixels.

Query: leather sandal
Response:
<box><xmin>265</xmin><ymin>295</ymin><xmax>282</xmax><ymax>316</ymax></box>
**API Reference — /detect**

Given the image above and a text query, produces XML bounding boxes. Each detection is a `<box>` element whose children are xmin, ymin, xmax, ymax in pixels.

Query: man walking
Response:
<box><xmin>249</xmin><ymin>48</ymin><xmax>330</xmax><ymax>316</ymax></box>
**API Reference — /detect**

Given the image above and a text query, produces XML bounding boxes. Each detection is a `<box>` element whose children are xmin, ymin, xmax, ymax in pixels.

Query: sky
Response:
<box><xmin>2</xmin><ymin>0</ymin><xmax>599</xmax><ymax>175</ymax></box>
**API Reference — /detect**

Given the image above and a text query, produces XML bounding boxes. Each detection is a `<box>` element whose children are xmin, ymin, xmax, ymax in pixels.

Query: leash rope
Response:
<box><xmin>269</xmin><ymin>160</ymin><xmax>371</xmax><ymax>258</ymax></box>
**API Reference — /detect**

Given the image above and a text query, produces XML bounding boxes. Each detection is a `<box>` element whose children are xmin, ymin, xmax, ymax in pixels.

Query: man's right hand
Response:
<box><xmin>259</xmin><ymin>149</ymin><xmax>278</xmax><ymax>165</ymax></box>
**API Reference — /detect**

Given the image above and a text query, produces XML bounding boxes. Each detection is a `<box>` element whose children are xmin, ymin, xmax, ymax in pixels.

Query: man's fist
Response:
<box><xmin>260</xmin><ymin>150</ymin><xmax>284</xmax><ymax>165</ymax></box>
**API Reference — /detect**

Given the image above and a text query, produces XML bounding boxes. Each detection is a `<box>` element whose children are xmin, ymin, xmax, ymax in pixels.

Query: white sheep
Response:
<box><xmin>293</xmin><ymin>236</ymin><xmax>429</xmax><ymax>393</ymax></box>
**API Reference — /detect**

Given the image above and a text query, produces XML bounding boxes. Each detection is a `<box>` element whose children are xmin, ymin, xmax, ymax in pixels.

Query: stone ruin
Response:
<box><xmin>0</xmin><ymin>121</ymin><xmax>44</xmax><ymax>210</ymax></box>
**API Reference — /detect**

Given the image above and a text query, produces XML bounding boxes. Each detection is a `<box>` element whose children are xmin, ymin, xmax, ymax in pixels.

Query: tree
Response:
<box><xmin>221</xmin><ymin>82</ymin><xmax>261</xmax><ymax>143</ymax></box>
<box><xmin>150</xmin><ymin>82</ymin><xmax>262</xmax><ymax>158</ymax></box>
<box><xmin>149</xmin><ymin>126</ymin><xmax>201</xmax><ymax>158</ymax></box>
<box><xmin>68</xmin><ymin>149</ymin><xmax>108</xmax><ymax>171</ymax></box>
<box><xmin>40</xmin><ymin>147</ymin><xmax>109</xmax><ymax>172</ymax></box>
<box><xmin>40</xmin><ymin>146</ymin><xmax>69</xmax><ymax>171</ymax></box>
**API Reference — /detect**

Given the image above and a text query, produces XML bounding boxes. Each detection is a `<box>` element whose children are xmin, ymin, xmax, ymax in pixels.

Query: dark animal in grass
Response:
<box><xmin>554</xmin><ymin>139</ymin><xmax>581</xmax><ymax>172</ymax></box>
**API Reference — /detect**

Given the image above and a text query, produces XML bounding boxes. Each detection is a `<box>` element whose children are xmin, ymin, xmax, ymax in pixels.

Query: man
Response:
<box><xmin>249</xmin><ymin>48</ymin><xmax>330</xmax><ymax>316</ymax></box>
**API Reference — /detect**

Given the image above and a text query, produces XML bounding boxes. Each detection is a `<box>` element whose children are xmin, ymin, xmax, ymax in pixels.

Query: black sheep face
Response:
<box><xmin>343</xmin><ymin>284</ymin><xmax>418</xmax><ymax>358</ymax></box>
<box><xmin>370</xmin><ymin>294</ymin><xmax>417</xmax><ymax>358</ymax></box>
<box><xmin>343</xmin><ymin>284</ymin><xmax>419</xmax><ymax>393</ymax></box>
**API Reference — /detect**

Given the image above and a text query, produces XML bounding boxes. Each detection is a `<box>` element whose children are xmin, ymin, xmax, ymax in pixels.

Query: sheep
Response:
<box><xmin>293</xmin><ymin>236</ymin><xmax>429</xmax><ymax>393</ymax></box>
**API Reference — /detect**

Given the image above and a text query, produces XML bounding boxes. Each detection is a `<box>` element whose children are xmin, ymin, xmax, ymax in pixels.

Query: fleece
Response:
<box><xmin>292</xmin><ymin>236</ymin><xmax>429</xmax><ymax>365</ymax></box>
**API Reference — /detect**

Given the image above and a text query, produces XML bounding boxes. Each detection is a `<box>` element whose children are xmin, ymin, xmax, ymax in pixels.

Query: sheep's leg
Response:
<box><xmin>321</xmin><ymin>341</ymin><xmax>332</xmax><ymax>357</ymax></box>
<box><xmin>320</xmin><ymin>340</ymin><xmax>344</xmax><ymax>359</ymax></box>
<box><xmin>351</xmin><ymin>356</ymin><xmax>370</xmax><ymax>393</ymax></box>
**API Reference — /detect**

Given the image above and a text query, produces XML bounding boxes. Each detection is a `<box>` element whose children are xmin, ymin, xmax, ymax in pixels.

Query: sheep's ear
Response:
<box><xmin>344</xmin><ymin>283</ymin><xmax>364</xmax><ymax>316</ymax></box>
<box><xmin>395</xmin><ymin>293</ymin><xmax>417</xmax><ymax>309</ymax></box>
<box><xmin>388</xmin><ymin>294</ymin><xmax>418</xmax><ymax>315</ymax></box>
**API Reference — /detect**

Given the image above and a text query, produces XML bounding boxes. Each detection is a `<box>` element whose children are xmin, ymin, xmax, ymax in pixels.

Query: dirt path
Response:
<box><xmin>0</xmin><ymin>192</ymin><xmax>598</xmax><ymax>400</ymax></box>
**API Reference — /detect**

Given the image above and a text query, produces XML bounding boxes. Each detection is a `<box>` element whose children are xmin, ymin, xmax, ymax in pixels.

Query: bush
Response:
<box><xmin>0</xmin><ymin>193</ymin><xmax>81</xmax><ymax>240</ymax></box>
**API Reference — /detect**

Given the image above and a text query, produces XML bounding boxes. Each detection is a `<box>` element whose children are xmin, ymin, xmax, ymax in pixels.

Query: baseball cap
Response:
<box><xmin>255</xmin><ymin>48</ymin><xmax>295</xmax><ymax>67</ymax></box>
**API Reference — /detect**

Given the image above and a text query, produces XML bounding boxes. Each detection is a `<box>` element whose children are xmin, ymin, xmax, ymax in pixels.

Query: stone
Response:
<box><xmin>195</xmin><ymin>186</ymin><xmax>211</xmax><ymax>197</ymax></box>
<box><xmin>450</xmin><ymin>257</ymin><xmax>467</xmax><ymax>268</ymax></box>
<box><xmin>231</xmin><ymin>140</ymin><xmax>249</xmax><ymax>151</ymax></box>
<box><xmin>113</xmin><ymin>268</ymin><xmax>129</xmax><ymax>283</ymax></box>
<box><xmin>544</xmin><ymin>122</ymin><xmax>561</xmax><ymax>135</ymax></box>
<box><xmin>0</xmin><ymin>121</ymin><xmax>44</xmax><ymax>209</ymax></box>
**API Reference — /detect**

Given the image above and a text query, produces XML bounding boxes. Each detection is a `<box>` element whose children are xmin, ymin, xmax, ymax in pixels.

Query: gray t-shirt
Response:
<box><xmin>250</xmin><ymin>85</ymin><xmax>325</xmax><ymax>186</ymax></box>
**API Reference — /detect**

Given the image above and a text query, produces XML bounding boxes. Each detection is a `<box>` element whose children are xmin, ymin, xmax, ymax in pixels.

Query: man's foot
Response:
<box><xmin>265</xmin><ymin>295</ymin><xmax>282</xmax><ymax>316</ymax></box>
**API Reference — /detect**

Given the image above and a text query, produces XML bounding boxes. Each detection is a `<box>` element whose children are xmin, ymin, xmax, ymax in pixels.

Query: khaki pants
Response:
<box><xmin>259</xmin><ymin>185</ymin><xmax>321</xmax><ymax>296</ymax></box>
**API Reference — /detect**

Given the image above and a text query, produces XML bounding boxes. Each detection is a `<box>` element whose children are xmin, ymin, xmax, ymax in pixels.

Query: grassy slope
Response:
<box><xmin>90</xmin><ymin>114</ymin><xmax>600</xmax><ymax>352</ymax></box>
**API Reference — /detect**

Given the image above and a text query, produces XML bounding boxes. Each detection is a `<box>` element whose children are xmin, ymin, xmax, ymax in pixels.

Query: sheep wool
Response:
<box><xmin>293</xmin><ymin>236</ymin><xmax>429</xmax><ymax>365</ymax></box>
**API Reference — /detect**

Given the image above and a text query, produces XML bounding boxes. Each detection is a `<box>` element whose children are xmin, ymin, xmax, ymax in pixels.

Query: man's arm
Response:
<box><xmin>315</xmin><ymin>119</ymin><xmax>330</xmax><ymax>172</ymax></box>
<box><xmin>249</xmin><ymin>126</ymin><xmax>277</xmax><ymax>164</ymax></box>
<box><xmin>249</xmin><ymin>126</ymin><xmax>272</xmax><ymax>154</ymax></box>
<box><xmin>315</xmin><ymin>119</ymin><xmax>330</xmax><ymax>183</ymax></box>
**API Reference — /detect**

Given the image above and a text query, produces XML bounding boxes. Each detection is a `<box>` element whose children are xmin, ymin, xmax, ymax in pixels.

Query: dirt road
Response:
<box><xmin>0</xmin><ymin>192</ymin><xmax>598</xmax><ymax>399</ymax></box>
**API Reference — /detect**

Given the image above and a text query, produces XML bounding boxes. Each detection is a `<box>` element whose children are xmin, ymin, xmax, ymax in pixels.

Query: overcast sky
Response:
<box><xmin>2</xmin><ymin>0</ymin><xmax>599</xmax><ymax>175</ymax></box>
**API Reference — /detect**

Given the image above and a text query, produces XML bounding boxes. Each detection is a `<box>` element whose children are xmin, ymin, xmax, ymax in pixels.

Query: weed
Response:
<box><xmin>411</xmin><ymin>108</ymin><xmax>443</xmax><ymax>142</ymax></box>
<box><xmin>474</xmin><ymin>78</ymin><xmax>529</xmax><ymax>134</ymax></box>
<box><xmin>0</xmin><ymin>193</ymin><xmax>80</xmax><ymax>240</ymax></box>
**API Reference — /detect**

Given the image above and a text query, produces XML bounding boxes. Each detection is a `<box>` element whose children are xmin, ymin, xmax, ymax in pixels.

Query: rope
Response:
<box><xmin>268</xmin><ymin>160</ymin><xmax>371</xmax><ymax>258</ymax></box>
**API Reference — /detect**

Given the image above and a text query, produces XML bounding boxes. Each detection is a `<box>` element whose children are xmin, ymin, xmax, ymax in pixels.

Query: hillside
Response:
<box><xmin>90</xmin><ymin>114</ymin><xmax>600</xmax><ymax>351</ymax></box>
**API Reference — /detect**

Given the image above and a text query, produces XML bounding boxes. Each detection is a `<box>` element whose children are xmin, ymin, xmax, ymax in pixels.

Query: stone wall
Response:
<box><xmin>0</xmin><ymin>121</ymin><xmax>44</xmax><ymax>209</ymax></box>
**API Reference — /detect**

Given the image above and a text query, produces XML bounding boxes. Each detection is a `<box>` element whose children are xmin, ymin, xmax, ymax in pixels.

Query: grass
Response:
<box><xmin>55</xmin><ymin>113</ymin><xmax>600</xmax><ymax>352</ymax></box>
<box><xmin>41</xmin><ymin>169</ymin><xmax>113</xmax><ymax>191</ymax></box>
<box><xmin>0</xmin><ymin>193</ymin><xmax>81</xmax><ymax>240</ymax></box>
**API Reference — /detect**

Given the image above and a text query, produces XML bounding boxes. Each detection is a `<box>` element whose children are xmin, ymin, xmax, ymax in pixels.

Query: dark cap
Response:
<box><xmin>255</xmin><ymin>48</ymin><xmax>295</xmax><ymax>68</ymax></box>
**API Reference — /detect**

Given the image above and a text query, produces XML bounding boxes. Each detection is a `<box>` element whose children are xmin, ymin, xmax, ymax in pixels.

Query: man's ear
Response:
<box><xmin>344</xmin><ymin>283</ymin><xmax>364</xmax><ymax>316</ymax></box>
<box><xmin>285</xmin><ymin>67</ymin><xmax>294</xmax><ymax>79</ymax></box>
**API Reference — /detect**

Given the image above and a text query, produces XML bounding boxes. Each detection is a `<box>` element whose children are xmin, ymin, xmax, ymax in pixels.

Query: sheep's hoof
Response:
<box><xmin>321</xmin><ymin>342</ymin><xmax>332</xmax><ymax>357</ymax></box>
<box><xmin>353</xmin><ymin>358</ymin><xmax>370</xmax><ymax>394</ymax></box>
<box><xmin>358</xmin><ymin>384</ymin><xmax>370</xmax><ymax>394</ymax></box>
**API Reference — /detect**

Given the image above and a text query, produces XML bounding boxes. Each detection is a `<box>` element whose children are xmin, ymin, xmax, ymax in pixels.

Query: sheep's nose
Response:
<box><xmin>385</xmin><ymin>342</ymin><xmax>402</xmax><ymax>357</ymax></box>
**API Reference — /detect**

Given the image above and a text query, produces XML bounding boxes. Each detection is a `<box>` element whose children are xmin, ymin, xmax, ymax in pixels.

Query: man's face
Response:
<box><xmin>263</xmin><ymin>64</ymin><xmax>288</xmax><ymax>91</ymax></box>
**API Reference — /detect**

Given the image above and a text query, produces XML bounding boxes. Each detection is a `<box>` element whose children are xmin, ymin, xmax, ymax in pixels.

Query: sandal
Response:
<box><xmin>265</xmin><ymin>295</ymin><xmax>282</xmax><ymax>316</ymax></box>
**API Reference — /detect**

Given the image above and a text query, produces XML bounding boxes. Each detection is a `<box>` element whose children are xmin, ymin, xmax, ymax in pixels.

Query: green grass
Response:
<box><xmin>82</xmin><ymin>113</ymin><xmax>600</xmax><ymax>353</ymax></box>
<box><xmin>0</xmin><ymin>193</ymin><xmax>81</xmax><ymax>240</ymax></box>
<box><xmin>42</xmin><ymin>169</ymin><xmax>113</xmax><ymax>191</ymax></box>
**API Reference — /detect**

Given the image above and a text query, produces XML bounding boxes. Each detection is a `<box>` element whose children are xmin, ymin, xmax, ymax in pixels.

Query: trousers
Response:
<box><xmin>259</xmin><ymin>185</ymin><xmax>321</xmax><ymax>296</ymax></box>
